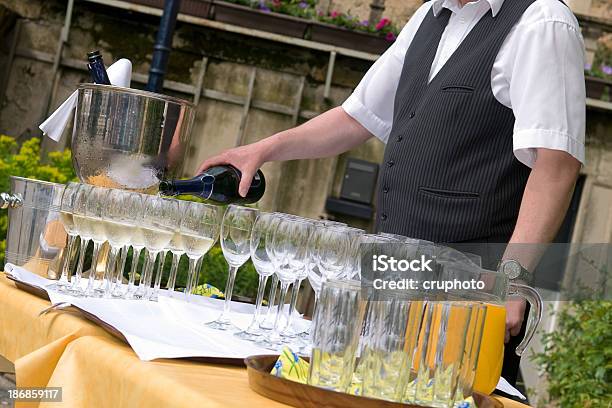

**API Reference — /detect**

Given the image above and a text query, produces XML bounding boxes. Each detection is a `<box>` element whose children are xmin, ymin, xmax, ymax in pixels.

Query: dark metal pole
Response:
<box><xmin>146</xmin><ymin>0</ymin><xmax>181</xmax><ymax>93</ymax></box>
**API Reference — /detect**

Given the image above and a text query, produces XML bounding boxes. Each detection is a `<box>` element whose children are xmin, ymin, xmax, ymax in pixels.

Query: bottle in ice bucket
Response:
<box><xmin>159</xmin><ymin>165</ymin><xmax>266</xmax><ymax>205</ymax></box>
<box><xmin>87</xmin><ymin>50</ymin><xmax>111</xmax><ymax>85</ymax></box>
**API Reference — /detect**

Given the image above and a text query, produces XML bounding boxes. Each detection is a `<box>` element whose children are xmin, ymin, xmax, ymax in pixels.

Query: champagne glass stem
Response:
<box><xmin>85</xmin><ymin>242</ymin><xmax>102</xmax><ymax>296</ymax></box>
<box><xmin>112</xmin><ymin>245</ymin><xmax>129</xmax><ymax>297</ymax></box>
<box><xmin>218</xmin><ymin>265</ymin><xmax>239</xmax><ymax>323</ymax></box>
<box><xmin>150</xmin><ymin>250</ymin><xmax>168</xmax><ymax>301</ymax></box>
<box><xmin>137</xmin><ymin>250</ymin><xmax>157</xmax><ymax>298</ymax></box>
<box><xmin>283</xmin><ymin>278</ymin><xmax>303</xmax><ymax>335</ymax></box>
<box><xmin>166</xmin><ymin>252</ymin><xmax>181</xmax><ymax>292</ymax></box>
<box><xmin>245</xmin><ymin>275</ymin><xmax>269</xmax><ymax>332</ymax></box>
<box><xmin>70</xmin><ymin>238</ymin><xmax>90</xmax><ymax>292</ymax></box>
<box><xmin>127</xmin><ymin>247</ymin><xmax>142</xmax><ymax>294</ymax></box>
<box><xmin>185</xmin><ymin>256</ymin><xmax>198</xmax><ymax>298</ymax></box>
<box><xmin>264</xmin><ymin>274</ymin><xmax>279</xmax><ymax>320</ymax></box>
<box><xmin>58</xmin><ymin>234</ymin><xmax>77</xmax><ymax>285</ymax></box>
<box><xmin>269</xmin><ymin>282</ymin><xmax>290</xmax><ymax>343</ymax></box>
<box><xmin>102</xmin><ymin>246</ymin><xmax>119</xmax><ymax>296</ymax></box>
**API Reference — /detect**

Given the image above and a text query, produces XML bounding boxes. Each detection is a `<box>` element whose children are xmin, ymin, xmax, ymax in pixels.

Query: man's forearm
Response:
<box><xmin>258</xmin><ymin>107</ymin><xmax>373</xmax><ymax>162</ymax></box>
<box><xmin>504</xmin><ymin>149</ymin><xmax>581</xmax><ymax>271</ymax></box>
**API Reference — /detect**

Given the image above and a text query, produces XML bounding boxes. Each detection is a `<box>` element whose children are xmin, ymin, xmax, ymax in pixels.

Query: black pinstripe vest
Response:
<box><xmin>377</xmin><ymin>0</ymin><xmax>534</xmax><ymax>243</ymax></box>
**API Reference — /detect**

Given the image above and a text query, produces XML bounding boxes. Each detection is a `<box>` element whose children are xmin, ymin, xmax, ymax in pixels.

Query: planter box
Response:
<box><xmin>212</xmin><ymin>1</ymin><xmax>309</xmax><ymax>38</ymax></box>
<box><xmin>310</xmin><ymin>22</ymin><xmax>393</xmax><ymax>55</ymax></box>
<box><xmin>586</xmin><ymin>76</ymin><xmax>612</xmax><ymax>100</ymax></box>
<box><xmin>126</xmin><ymin>0</ymin><xmax>213</xmax><ymax>18</ymax></box>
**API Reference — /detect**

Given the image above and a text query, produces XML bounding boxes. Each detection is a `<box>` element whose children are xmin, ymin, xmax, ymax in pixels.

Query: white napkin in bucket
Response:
<box><xmin>39</xmin><ymin>58</ymin><xmax>133</xmax><ymax>142</ymax></box>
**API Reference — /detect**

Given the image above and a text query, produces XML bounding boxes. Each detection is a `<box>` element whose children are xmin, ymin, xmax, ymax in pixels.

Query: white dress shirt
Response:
<box><xmin>342</xmin><ymin>0</ymin><xmax>586</xmax><ymax>167</ymax></box>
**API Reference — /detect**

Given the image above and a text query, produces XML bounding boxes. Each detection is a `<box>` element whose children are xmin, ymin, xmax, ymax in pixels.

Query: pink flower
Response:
<box><xmin>385</xmin><ymin>32</ymin><xmax>396</xmax><ymax>42</ymax></box>
<box><xmin>330</xmin><ymin>10</ymin><xmax>340</xmax><ymax>18</ymax></box>
<box><xmin>375</xmin><ymin>18</ymin><xmax>391</xmax><ymax>30</ymax></box>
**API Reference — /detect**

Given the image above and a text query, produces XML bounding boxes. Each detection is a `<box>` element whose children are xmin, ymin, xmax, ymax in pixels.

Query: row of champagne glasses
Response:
<box><xmin>198</xmin><ymin>210</ymin><xmax>369</xmax><ymax>352</ymax></box>
<box><xmin>54</xmin><ymin>183</ymin><xmax>223</xmax><ymax>299</ymax></box>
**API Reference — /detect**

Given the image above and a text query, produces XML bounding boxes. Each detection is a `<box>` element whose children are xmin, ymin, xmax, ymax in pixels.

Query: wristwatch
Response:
<box><xmin>498</xmin><ymin>259</ymin><xmax>533</xmax><ymax>284</ymax></box>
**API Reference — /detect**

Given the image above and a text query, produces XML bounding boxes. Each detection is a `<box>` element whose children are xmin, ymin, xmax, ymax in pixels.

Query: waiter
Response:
<box><xmin>199</xmin><ymin>0</ymin><xmax>585</xmax><ymax>385</ymax></box>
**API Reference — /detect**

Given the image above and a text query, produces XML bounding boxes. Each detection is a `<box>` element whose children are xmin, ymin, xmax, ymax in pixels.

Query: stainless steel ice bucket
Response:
<box><xmin>3</xmin><ymin>176</ymin><xmax>66</xmax><ymax>277</ymax></box>
<box><xmin>72</xmin><ymin>84</ymin><xmax>196</xmax><ymax>192</ymax></box>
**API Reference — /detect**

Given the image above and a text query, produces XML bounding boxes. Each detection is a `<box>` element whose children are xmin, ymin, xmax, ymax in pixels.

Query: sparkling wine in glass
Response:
<box><xmin>124</xmin><ymin>193</ymin><xmax>146</xmax><ymax>297</ymax></box>
<box><xmin>48</xmin><ymin>182</ymin><xmax>80</xmax><ymax>292</ymax></box>
<box><xmin>69</xmin><ymin>184</ymin><xmax>94</xmax><ymax>296</ymax></box>
<box><xmin>133</xmin><ymin>196</ymin><xmax>178</xmax><ymax>300</ymax></box>
<box><xmin>181</xmin><ymin>201</ymin><xmax>222</xmax><ymax>298</ymax></box>
<box><xmin>84</xmin><ymin>187</ymin><xmax>110</xmax><ymax>297</ymax></box>
<box><xmin>101</xmin><ymin>189</ymin><xmax>132</xmax><ymax>297</ymax></box>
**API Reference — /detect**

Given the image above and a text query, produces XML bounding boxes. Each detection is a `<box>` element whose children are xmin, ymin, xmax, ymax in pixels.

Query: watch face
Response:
<box><xmin>504</xmin><ymin>261</ymin><xmax>521</xmax><ymax>280</ymax></box>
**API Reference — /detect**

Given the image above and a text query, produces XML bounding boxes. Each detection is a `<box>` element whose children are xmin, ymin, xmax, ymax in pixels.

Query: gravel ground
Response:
<box><xmin>0</xmin><ymin>373</ymin><xmax>15</xmax><ymax>407</ymax></box>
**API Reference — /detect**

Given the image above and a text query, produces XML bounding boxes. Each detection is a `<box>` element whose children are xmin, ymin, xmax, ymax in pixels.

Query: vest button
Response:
<box><xmin>409</xmin><ymin>112</ymin><xmax>415</xmax><ymax>118</ymax></box>
<box><xmin>396</xmin><ymin>135</ymin><xmax>403</xmax><ymax>142</ymax></box>
<box><xmin>383</xmin><ymin>186</ymin><xmax>389</xmax><ymax>193</ymax></box>
<box><xmin>381</xmin><ymin>213</ymin><xmax>388</xmax><ymax>221</ymax></box>
<box><xmin>387</xmin><ymin>160</ymin><xmax>394</xmax><ymax>167</ymax></box>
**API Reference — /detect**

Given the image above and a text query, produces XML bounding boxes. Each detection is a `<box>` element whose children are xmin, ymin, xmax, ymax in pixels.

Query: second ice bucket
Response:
<box><xmin>72</xmin><ymin>84</ymin><xmax>196</xmax><ymax>192</ymax></box>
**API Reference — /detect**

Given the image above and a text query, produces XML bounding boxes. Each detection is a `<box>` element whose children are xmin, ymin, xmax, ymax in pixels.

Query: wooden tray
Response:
<box><xmin>245</xmin><ymin>355</ymin><xmax>503</xmax><ymax>408</ymax></box>
<box><xmin>6</xmin><ymin>274</ymin><xmax>245</xmax><ymax>366</ymax></box>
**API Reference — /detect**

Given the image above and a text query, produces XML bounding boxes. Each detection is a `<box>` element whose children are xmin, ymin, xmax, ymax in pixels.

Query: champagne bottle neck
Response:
<box><xmin>159</xmin><ymin>174</ymin><xmax>215</xmax><ymax>199</ymax></box>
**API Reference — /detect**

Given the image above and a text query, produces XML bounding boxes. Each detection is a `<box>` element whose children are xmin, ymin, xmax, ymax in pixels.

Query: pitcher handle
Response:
<box><xmin>508</xmin><ymin>283</ymin><xmax>543</xmax><ymax>356</ymax></box>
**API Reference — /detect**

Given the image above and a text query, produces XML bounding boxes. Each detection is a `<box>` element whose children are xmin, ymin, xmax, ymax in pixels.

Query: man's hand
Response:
<box><xmin>197</xmin><ymin>143</ymin><xmax>266</xmax><ymax>197</ymax></box>
<box><xmin>505</xmin><ymin>297</ymin><xmax>526</xmax><ymax>343</ymax></box>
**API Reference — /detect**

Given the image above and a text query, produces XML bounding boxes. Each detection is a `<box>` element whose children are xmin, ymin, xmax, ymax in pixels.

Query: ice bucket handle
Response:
<box><xmin>508</xmin><ymin>282</ymin><xmax>543</xmax><ymax>356</ymax></box>
<box><xmin>0</xmin><ymin>193</ymin><xmax>23</xmax><ymax>209</ymax></box>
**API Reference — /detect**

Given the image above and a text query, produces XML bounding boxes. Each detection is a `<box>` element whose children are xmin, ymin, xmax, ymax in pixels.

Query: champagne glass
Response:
<box><xmin>234</xmin><ymin>212</ymin><xmax>280</xmax><ymax>340</ymax></box>
<box><xmin>48</xmin><ymin>182</ymin><xmax>80</xmax><ymax>292</ymax></box>
<box><xmin>281</xmin><ymin>219</ymin><xmax>320</xmax><ymax>338</ymax></box>
<box><xmin>315</xmin><ymin>225</ymin><xmax>350</xmax><ymax>283</ymax></box>
<box><xmin>133</xmin><ymin>196</ymin><xmax>179</xmax><ymax>300</ymax></box>
<box><xmin>304</xmin><ymin>220</ymin><xmax>347</xmax><ymax>299</ymax></box>
<box><xmin>342</xmin><ymin>227</ymin><xmax>365</xmax><ymax>280</ymax></box>
<box><xmin>257</xmin><ymin>217</ymin><xmax>312</xmax><ymax>349</ymax></box>
<box><xmin>124</xmin><ymin>193</ymin><xmax>145</xmax><ymax>297</ymax></box>
<box><xmin>101</xmin><ymin>189</ymin><xmax>132</xmax><ymax>296</ymax></box>
<box><xmin>69</xmin><ymin>184</ymin><xmax>95</xmax><ymax>295</ymax></box>
<box><xmin>259</xmin><ymin>213</ymin><xmax>306</xmax><ymax>330</ymax></box>
<box><xmin>181</xmin><ymin>201</ymin><xmax>222</xmax><ymax>297</ymax></box>
<box><xmin>165</xmin><ymin>201</ymin><xmax>188</xmax><ymax>293</ymax></box>
<box><xmin>83</xmin><ymin>186</ymin><xmax>110</xmax><ymax>297</ymax></box>
<box><xmin>206</xmin><ymin>205</ymin><xmax>259</xmax><ymax>330</ymax></box>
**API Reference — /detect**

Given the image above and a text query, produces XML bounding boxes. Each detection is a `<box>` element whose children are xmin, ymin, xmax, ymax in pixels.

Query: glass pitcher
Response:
<box><xmin>439</xmin><ymin>262</ymin><xmax>543</xmax><ymax>395</ymax></box>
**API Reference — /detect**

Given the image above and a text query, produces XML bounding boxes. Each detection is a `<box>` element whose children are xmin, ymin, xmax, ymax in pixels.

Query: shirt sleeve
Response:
<box><xmin>341</xmin><ymin>4</ymin><xmax>432</xmax><ymax>144</ymax></box>
<box><xmin>496</xmin><ymin>17</ymin><xmax>586</xmax><ymax>168</ymax></box>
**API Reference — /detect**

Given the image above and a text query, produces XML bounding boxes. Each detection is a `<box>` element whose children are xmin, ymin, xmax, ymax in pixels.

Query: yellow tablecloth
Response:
<box><xmin>0</xmin><ymin>273</ymin><xmax>531</xmax><ymax>408</ymax></box>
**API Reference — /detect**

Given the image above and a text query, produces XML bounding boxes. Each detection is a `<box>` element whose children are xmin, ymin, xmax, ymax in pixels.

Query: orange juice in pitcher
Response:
<box><xmin>473</xmin><ymin>304</ymin><xmax>506</xmax><ymax>395</ymax></box>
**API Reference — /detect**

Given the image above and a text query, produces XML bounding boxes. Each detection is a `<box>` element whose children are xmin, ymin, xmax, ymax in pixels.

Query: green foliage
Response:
<box><xmin>532</xmin><ymin>300</ymin><xmax>612</xmax><ymax>408</ymax></box>
<box><xmin>0</xmin><ymin>135</ymin><xmax>76</xmax><ymax>266</ymax></box>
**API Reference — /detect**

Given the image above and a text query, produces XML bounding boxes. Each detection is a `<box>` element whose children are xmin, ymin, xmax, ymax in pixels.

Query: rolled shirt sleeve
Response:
<box><xmin>342</xmin><ymin>4</ymin><xmax>432</xmax><ymax>144</ymax></box>
<box><xmin>493</xmin><ymin>6</ymin><xmax>586</xmax><ymax>167</ymax></box>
